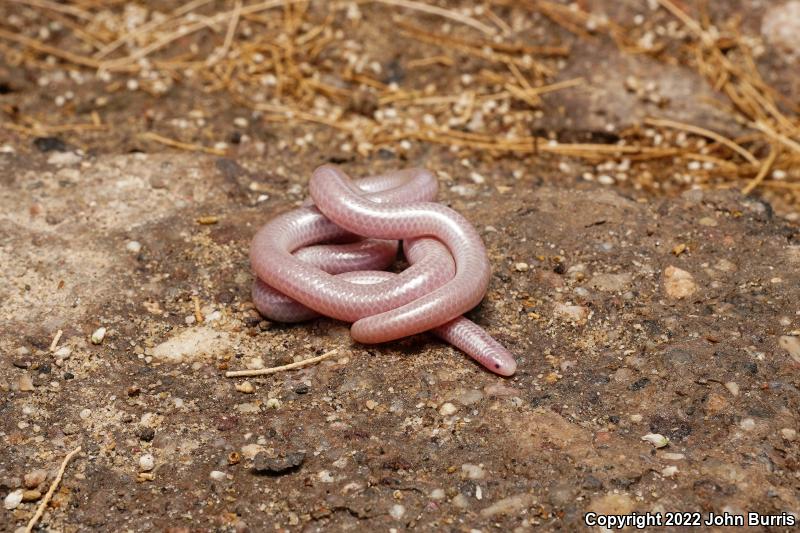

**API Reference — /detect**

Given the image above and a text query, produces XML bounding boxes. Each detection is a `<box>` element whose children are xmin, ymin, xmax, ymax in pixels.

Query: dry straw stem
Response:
<box><xmin>25</xmin><ymin>446</ymin><xmax>82</xmax><ymax>533</ymax></box>
<box><xmin>1</xmin><ymin>120</ymin><xmax>105</xmax><ymax>136</ymax></box>
<box><xmin>226</xmin><ymin>349</ymin><xmax>339</xmax><ymax>377</ymax></box>
<box><xmin>7</xmin><ymin>0</ymin><xmax>92</xmax><ymax>20</ymax></box>
<box><xmin>367</xmin><ymin>0</ymin><xmax>495</xmax><ymax>35</ymax></box>
<box><xmin>94</xmin><ymin>0</ymin><xmax>214</xmax><ymax>59</ymax></box>
<box><xmin>643</xmin><ymin>117</ymin><xmax>758</xmax><ymax>165</ymax></box>
<box><xmin>0</xmin><ymin>27</ymin><xmax>102</xmax><ymax>69</ymax></box>
<box><xmin>742</xmin><ymin>147</ymin><xmax>777</xmax><ymax>195</ymax></box>
<box><xmin>139</xmin><ymin>132</ymin><xmax>227</xmax><ymax>156</ymax></box>
<box><xmin>98</xmin><ymin>0</ymin><xmax>310</xmax><ymax>70</ymax></box>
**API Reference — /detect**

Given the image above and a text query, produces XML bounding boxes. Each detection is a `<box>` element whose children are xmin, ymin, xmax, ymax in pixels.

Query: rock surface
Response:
<box><xmin>1</xmin><ymin>151</ymin><xmax>799</xmax><ymax>530</ymax></box>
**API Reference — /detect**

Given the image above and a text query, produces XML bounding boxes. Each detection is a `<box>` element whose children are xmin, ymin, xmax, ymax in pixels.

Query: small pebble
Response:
<box><xmin>18</xmin><ymin>375</ymin><xmax>34</xmax><ymax>392</ymax></box>
<box><xmin>265</xmin><ymin>398</ymin><xmax>281</xmax><ymax>409</ymax></box>
<box><xmin>365</xmin><ymin>399</ymin><xmax>378</xmax><ymax>410</ymax></box>
<box><xmin>461</xmin><ymin>463</ymin><xmax>486</xmax><ymax>479</ymax></box>
<box><xmin>698</xmin><ymin>216</ymin><xmax>718</xmax><ymax>227</ymax></box>
<box><xmin>390</xmin><ymin>504</ymin><xmax>406</xmax><ymax>520</ymax></box>
<box><xmin>23</xmin><ymin>469</ymin><xmax>47</xmax><ymax>489</ymax></box>
<box><xmin>246</xmin><ymin>357</ymin><xmax>265</xmax><ymax>370</ymax></box>
<box><xmin>4</xmin><ymin>489</ymin><xmax>23</xmax><ymax>510</ymax></box>
<box><xmin>252</xmin><ymin>451</ymin><xmax>305</xmax><ymax>474</ymax></box>
<box><xmin>724</xmin><ymin>382</ymin><xmax>740</xmax><ymax>396</ymax></box>
<box><xmin>235</xmin><ymin>381</ymin><xmax>255</xmax><ymax>394</ymax></box>
<box><xmin>139</xmin><ymin>453</ymin><xmax>155</xmax><ymax>472</ymax></box>
<box><xmin>469</xmin><ymin>172</ymin><xmax>485</xmax><ymax>184</ymax></box>
<box><xmin>663</xmin><ymin>266</ymin><xmax>697</xmax><ymax>299</ymax></box>
<box><xmin>452</xmin><ymin>493</ymin><xmax>469</xmax><ymax>508</ymax></box>
<box><xmin>126</xmin><ymin>241</ymin><xmax>142</xmax><ymax>253</ymax></box>
<box><xmin>91</xmin><ymin>327</ymin><xmax>107</xmax><ymax>345</ymax></box>
<box><xmin>21</xmin><ymin>490</ymin><xmax>42</xmax><ymax>502</ymax></box>
<box><xmin>781</xmin><ymin>428</ymin><xmax>797</xmax><ymax>441</ymax></box>
<box><xmin>778</xmin><ymin>336</ymin><xmax>800</xmax><ymax>363</ymax></box>
<box><xmin>54</xmin><ymin>346</ymin><xmax>72</xmax><ymax>360</ymax></box>
<box><xmin>456</xmin><ymin>389</ymin><xmax>483</xmax><ymax>406</ymax></box>
<box><xmin>79</xmin><ymin>408</ymin><xmax>92</xmax><ymax>419</ymax></box>
<box><xmin>661</xmin><ymin>466</ymin><xmax>678</xmax><ymax>478</ymax></box>
<box><xmin>740</xmin><ymin>418</ymin><xmax>756</xmax><ymax>431</ymax></box>
<box><xmin>514</xmin><ymin>262</ymin><xmax>529</xmax><ymax>272</ymax></box>
<box><xmin>438</xmin><ymin>402</ymin><xmax>457</xmax><ymax>416</ymax></box>
<box><xmin>430</xmin><ymin>488</ymin><xmax>446</xmax><ymax>500</ymax></box>
<box><xmin>553</xmin><ymin>303</ymin><xmax>590</xmax><ymax>323</ymax></box>
<box><xmin>661</xmin><ymin>452</ymin><xmax>685</xmax><ymax>461</ymax></box>
<box><xmin>641</xmin><ymin>433</ymin><xmax>669</xmax><ymax>448</ymax></box>
<box><xmin>209</xmin><ymin>470</ymin><xmax>226</xmax><ymax>481</ymax></box>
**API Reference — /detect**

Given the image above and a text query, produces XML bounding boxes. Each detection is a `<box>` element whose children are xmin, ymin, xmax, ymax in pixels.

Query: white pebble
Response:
<box><xmin>430</xmin><ymin>488</ymin><xmax>446</xmax><ymax>500</ymax></box>
<box><xmin>740</xmin><ymin>418</ymin><xmax>756</xmax><ymax>431</ymax></box>
<box><xmin>641</xmin><ymin>433</ymin><xmax>669</xmax><ymax>448</ymax></box>
<box><xmin>91</xmin><ymin>327</ymin><xmax>107</xmax><ymax>345</ymax></box>
<box><xmin>598</xmin><ymin>174</ymin><xmax>615</xmax><ymax>185</ymax></box>
<box><xmin>438</xmin><ymin>402</ymin><xmax>458</xmax><ymax>416</ymax></box>
<box><xmin>126</xmin><ymin>241</ymin><xmax>142</xmax><ymax>253</ymax></box>
<box><xmin>54</xmin><ymin>346</ymin><xmax>72</xmax><ymax>360</ymax></box>
<box><xmin>139</xmin><ymin>453</ymin><xmax>155</xmax><ymax>472</ymax></box>
<box><xmin>79</xmin><ymin>408</ymin><xmax>92</xmax><ymax>419</ymax></box>
<box><xmin>390</xmin><ymin>504</ymin><xmax>406</xmax><ymax>520</ymax></box>
<box><xmin>781</xmin><ymin>428</ymin><xmax>797</xmax><ymax>441</ymax></box>
<box><xmin>469</xmin><ymin>172</ymin><xmax>486</xmax><ymax>184</ymax></box>
<box><xmin>209</xmin><ymin>470</ymin><xmax>226</xmax><ymax>481</ymax></box>
<box><xmin>265</xmin><ymin>398</ymin><xmax>281</xmax><ymax>409</ymax></box>
<box><xmin>4</xmin><ymin>489</ymin><xmax>23</xmax><ymax>510</ymax></box>
<box><xmin>661</xmin><ymin>465</ymin><xmax>678</xmax><ymax>477</ymax></box>
<box><xmin>461</xmin><ymin>463</ymin><xmax>485</xmax><ymax>479</ymax></box>
<box><xmin>514</xmin><ymin>262</ymin><xmax>529</xmax><ymax>272</ymax></box>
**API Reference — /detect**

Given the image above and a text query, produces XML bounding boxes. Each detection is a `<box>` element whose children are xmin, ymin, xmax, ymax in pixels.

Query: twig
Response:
<box><xmin>207</xmin><ymin>0</ymin><xmax>242</xmax><ymax>66</ymax></box>
<box><xmin>226</xmin><ymin>349</ymin><xmax>339</xmax><ymax>377</ymax></box>
<box><xmin>0</xmin><ymin>27</ymin><xmax>102</xmax><ymax>69</ymax></box>
<box><xmin>643</xmin><ymin>117</ymin><xmax>758</xmax><ymax>165</ymax></box>
<box><xmin>655</xmin><ymin>0</ymin><xmax>712</xmax><ymax>45</ymax></box>
<box><xmin>139</xmin><ymin>132</ymin><xmax>226</xmax><ymax>155</ymax></box>
<box><xmin>49</xmin><ymin>329</ymin><xmax>63</xmax><ymax>352</ymax></box>
<box><xmin>741</xmin><ymin>147</ymin><xmax>778</xmax><ymax>195</ymax></box>
<box><xmin>6</xmin><ymin>0</ymin><xmax>92</xmax><ymax>20</ymax></box>
<box><xmin>367</xmin><ymin>0</ymin><xmax>496</xmax><ymax>35</ymax></box>
<box><xmin>100</xmin><ymin>0</ymin><xmax>308</xmax><ymax>70</ymax></box>
<box><xmin>25</xmin><ymin>446</ymin><xmax>82</xmax><ymax>533</ymax></box>
<box><xmin>751</xmin><ymin>121</ymin><xmax>800</xmax><ymax>155</ymax></box>
<box><xmin>193</xmin><ymin>296</ymin><xmax>204</xmax><ymax>323</ymax></box>
<box><xmin>94</xmin><ymin>0</ymin><xmax>214</xmax><ymax>59</ymax></box>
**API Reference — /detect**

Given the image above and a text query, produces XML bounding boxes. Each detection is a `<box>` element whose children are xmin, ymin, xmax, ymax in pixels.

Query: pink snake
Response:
<box><xmin>249</xmin><ymin>165</ymin><xmax>517</xmax><ymax>376</ymax></box>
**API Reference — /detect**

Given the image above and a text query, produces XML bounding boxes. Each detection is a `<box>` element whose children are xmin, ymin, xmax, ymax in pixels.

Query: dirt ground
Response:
<box><xmin>1</xmin><ymin>1</ymin><xmax>800</xmax><ymax>532</ymax></box>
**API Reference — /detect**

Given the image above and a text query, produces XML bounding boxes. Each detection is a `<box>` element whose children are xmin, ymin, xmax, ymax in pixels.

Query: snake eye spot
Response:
<box><xmin>495</xmin><ymin>364</ymin><xmax>500</xmax><ymax>369</ymax></box>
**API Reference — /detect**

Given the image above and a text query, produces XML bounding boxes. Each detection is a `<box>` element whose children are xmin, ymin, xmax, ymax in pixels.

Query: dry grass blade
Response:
<box><xmin>0</xmin><ymin>27</ymin><xmax>101</xmax><ymax>68</ymax></box>
<box><xmin>94</xmin><ymin>0</ymin><xmax>214</xmax><ymax>59</ymax></box>
<box><xmin>25</xmin><ymin>446</ymin><xmax>82</xmax><ymax>533</ymax></box>
<box><xmin>7</xmin><ymin>0</ymin><xmax>92</xmax><ymax>20</ymax></box>
<box><xmin>367</xmin><ymin>0</ymin><xmax>496</xmax><ymax>35</ymax></box>
<box><xmin>644</xmin><ymin>117</ymin><xmax>758</xmax><ymax>165</ymax></box>
<box><xmin>99</xmin><ymin>0</ymin><xmax>308</xmax><ymax>70</ymax></box>
<box><xmin>742</xmin><ymin>147</ymin><xmax>777</xmax><ymax>195</ymax></box>
<box><xmin>139</xmin><ymin>132</ymin><xmax>227</xmax><ymax>155</ymax></box>
<box><xmin>226</xmin><ymin>349</ymin><xmax>339</xmax><ymax>377</ymax></box>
